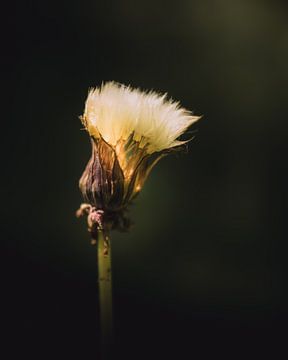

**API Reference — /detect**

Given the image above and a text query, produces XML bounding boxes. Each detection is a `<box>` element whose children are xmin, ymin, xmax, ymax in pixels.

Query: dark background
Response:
<box><xmin>2</xmin><ymin>0</ymin><xmax>288</xmax><ymax>359</ymax></box>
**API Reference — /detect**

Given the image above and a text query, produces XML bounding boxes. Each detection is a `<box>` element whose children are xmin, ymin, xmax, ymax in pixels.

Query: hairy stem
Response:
<box><xmin>97</xmin><ymin>229</ymin><xmax>113</xmax><ymax>358</ymax></box>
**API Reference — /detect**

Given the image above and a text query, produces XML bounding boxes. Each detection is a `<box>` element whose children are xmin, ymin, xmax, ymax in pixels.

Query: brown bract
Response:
<box><xmin>79</xmin><ymin>134</ymin><xmax>166</xmax><ymax>231</ymax></box>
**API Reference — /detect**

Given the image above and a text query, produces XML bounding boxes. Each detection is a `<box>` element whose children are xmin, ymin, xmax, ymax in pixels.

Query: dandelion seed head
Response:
<box><xmin>83</xmin><ymin>81</ymin><xmax>200</xmax><ymax>154</ymax></box>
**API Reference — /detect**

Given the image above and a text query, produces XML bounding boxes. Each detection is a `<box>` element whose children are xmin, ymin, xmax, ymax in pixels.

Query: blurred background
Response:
<box><xmin>2</xmin><ymin>0</ymin><xmax>288</xmax><ymax>358</ymax></box>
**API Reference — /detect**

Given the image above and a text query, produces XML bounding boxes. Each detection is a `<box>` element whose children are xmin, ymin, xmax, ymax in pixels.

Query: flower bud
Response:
<box><xmin>77</xmin><ymin>82</ymin><xmax>200</xmax><ymax>231</ymax></box>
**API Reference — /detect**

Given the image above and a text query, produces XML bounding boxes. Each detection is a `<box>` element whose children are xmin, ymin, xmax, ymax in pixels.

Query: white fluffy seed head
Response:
<box><xmin>82</xmin><ymin>81</ymin><xmax>200</xmax><ymax>154</ymax></box>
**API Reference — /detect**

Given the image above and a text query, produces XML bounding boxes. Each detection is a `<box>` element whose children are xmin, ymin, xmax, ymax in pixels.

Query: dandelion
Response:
<box><xmin>76</xmin><ymin>81</ymin><xmax>200</xmax><ymax>356</ymax></box>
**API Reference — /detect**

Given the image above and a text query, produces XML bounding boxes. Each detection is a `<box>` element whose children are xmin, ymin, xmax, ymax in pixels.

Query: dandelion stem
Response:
<box><xmin>97</xmin><ymin>229</ymin><xmax>113</xmax><ymax>358</ymax></box>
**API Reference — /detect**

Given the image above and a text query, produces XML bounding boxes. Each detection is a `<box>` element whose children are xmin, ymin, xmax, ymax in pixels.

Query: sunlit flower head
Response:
<box><xmin>83</xmin><ymin>81</ymin><xmax>199</xmax><ymax>154</ymax></box>
<box><xmin>78</xmin><ymin>82</ymin><xmax>200</xmax><ymax>231</ymax></box>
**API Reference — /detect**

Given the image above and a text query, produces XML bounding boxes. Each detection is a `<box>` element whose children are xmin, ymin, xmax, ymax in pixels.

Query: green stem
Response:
<box><xmin>97</xmin><ymin>229</ymin><xmax>113</xmax><ymax>358</ymax></box>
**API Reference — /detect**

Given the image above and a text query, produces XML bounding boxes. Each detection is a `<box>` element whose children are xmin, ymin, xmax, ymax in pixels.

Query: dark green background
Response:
<box><xmin>2</xmin><ymin>0</ymin><xmax>288</xmax><ymax>358</ymax></box>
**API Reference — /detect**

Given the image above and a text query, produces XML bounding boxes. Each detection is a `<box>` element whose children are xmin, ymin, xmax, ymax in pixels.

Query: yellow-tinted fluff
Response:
<box><xmin>82</xmin><ymin>82</ymin><xmax>200</xmax><ymax>154</ymax></box>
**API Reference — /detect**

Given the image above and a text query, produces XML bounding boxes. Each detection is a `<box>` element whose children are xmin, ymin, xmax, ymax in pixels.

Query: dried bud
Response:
<box><xmin>78</xmin><ymin>82</ymin><xmax>200</xmax><ymax>231</ymax></box>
